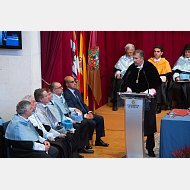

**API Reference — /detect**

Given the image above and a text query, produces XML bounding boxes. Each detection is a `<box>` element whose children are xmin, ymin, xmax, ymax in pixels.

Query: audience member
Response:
<box><xmin>63</xmin><ymin>77</ymin><xmax>109</xmax><ymax>147</ymax></box>
<box><xmin>148</xmin><ymin>46</ymin><xmax>172</xmax><ymax>113</ymax></box>
<box><xmin>34</xmin><ymin>88</ymin><xmax>93</xmax><ymax>155</ymax></box>
<box><xmin>5</xmin><ymin>100</ymin><xmax>58</xmax><ymax>158</ymax></box>
<box><xmin>109</xmin><ymin>43</ymin><xmax>135</xmax><ymax>111</ymax></box>
<box><xmin>171</xmin><ymin>44</ymin><xmax>190</xmax><ymax>109</ymax></box>
<box><xmin>22</xmin><ymin>95</ymin><xmax>74</xmax><ymax>158</ymax></box>
<box><xmin>45</xmin><ymin>87</ymin><xmax>93</xmax><ymax>153</ymax></box>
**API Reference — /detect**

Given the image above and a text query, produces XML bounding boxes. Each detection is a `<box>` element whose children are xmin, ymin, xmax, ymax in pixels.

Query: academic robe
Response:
<box><xmin>115</xmin><ymin>54</ymin><xmax>134</xmax><ymax>78</ymax></box>
<box><xmin>35</xmin><ymin>102</ymin><xmax>81</xmax><ymax>151</ymax></box>
<box><xmin>148</xmin><ymin>57</ymin><xmax>172</xmax><ymax>105</ymax></box>
<box><xmin>122</xmin><ymin>59</ymin><xmax>162</xmax><ymax>136</ymax></box>
<box><xmin>51</xmin><ymin>93</ymin><xmax>90</xmax><ymax>148</ymax></box>
<box><xmin>35</xmin><ymin>102</ymin><xmax>67</xmax><ymax>134</ymax></box>
<box><xmin>29</xmin><ymin>114</ymin><xmax>72</xmax><ymax>158</ymax></box>
<box><xmin>172</xmin><ymin>56</ymin><xmax>190</xmax><ymax>73</ymax></box>
<box><xmin>110</xmin><ymin>54</ymin><xmax>134</xmax><ymax>103</ymax></box>
<box><xmin>51</xmin><ymin>93</ymin><xmax>70</xmax><ymax>116</ymax></box>
<box><xmin>33</xmin><ymin>108</ymin><xmax>78</xmax><ymax>157</ymax></box>
<box><xmin>148</xmin><ymin>57</ymin><xmax>172</xmax><ymax>75</ymax></box>
<box><xmin>5</xmin><ymin>114</ymin><xmax>51</xmax><ymax>158</ymax></box>
<box><xmin>168</xmin><ymin>56</ymin><xmax>190</xmax><ymax>108</ymax></box>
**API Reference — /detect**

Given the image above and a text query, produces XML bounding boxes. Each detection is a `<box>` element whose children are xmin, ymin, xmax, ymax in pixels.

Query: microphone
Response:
<box><xmin>118</xmin><ymin>70</ymin><xmax>131</xmax><ymax>94</ymax></box>
<box><xmin>143</xmin><ymin>70</ymin><xmax>149</xmax><ymax>95</ymax></box>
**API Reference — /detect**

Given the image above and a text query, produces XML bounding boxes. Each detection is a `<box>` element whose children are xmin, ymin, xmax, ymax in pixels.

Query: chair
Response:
<box><xmin>3</xmin><ymin>121</ymin><xmax>51</xmax><ymax>158</ymax></box>
<box><xmin>2</xmin><ymin>121</ymin><xmax>11</xmax><ymax>158</ymax></box>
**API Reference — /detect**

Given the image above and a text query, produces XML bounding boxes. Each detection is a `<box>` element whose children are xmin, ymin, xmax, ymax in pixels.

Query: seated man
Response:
<box><xmin>22</xmin><ymin>95</ymin><xmax>75</xmax><ymax>158</ymax></box>
<box><xmin>34</xmin><ymin>88</ymin><xmax>93</xmax><ymax>154</ymax></box>
<box><xmin>109</xmin><ymin>43</ymin><xmax>135</xmax><ymax>111</ymax></box>
<box><xmin>63</xmin><ymin>77</ymin><xmax>109</xmax><ymax>147</ymax></box>
<box><xmin>5</xmin><ymin>100</ymin><xmax>59</xmax><ymax>158</ymax></box>
<box><xmin>171</xmin><ymin>44</ymin><xmax>190</xmax><ymax>109</ymax></box>
<box><xmin>148</xmin><ymin>46</ymin><xmax>172</xmax><ymax>113</ymax></box>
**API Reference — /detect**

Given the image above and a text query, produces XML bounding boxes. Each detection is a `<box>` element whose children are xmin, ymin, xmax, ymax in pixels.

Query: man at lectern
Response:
<box><xmin>122</xmin><ymin>49</ymin><xmax>162</xmax><ymax>157</ymax></box>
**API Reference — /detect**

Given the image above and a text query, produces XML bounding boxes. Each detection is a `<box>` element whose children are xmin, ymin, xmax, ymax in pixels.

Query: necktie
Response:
<box><xmin>45</xmin><ymin>107</ymin><xmax>58</xmax><ymax>127</ymax></box>
<box><xmin>74</xmin><ymin>90</ymin><xmax>87</xmax><ymax>113</ymax></box>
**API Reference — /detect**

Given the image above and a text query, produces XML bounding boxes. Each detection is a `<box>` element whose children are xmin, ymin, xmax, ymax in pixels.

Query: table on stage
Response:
<box><xmin>159</xmin><ymin>113</ymin><xmax>190</xmax><ymax>158</ymax></box>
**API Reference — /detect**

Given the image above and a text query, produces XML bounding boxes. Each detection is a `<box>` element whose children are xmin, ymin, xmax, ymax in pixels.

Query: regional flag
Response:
<box><xmin>79</xmin><ymin>31</ymin><xmax>89</xmax><ymax>106</ymax></box>
<box><xmin>87</xmin><ymin>31</ymin><xmax>102</xmax><ymax>104</ymax></box>
<box><xmin>70</xmin><ymin>31</ymin><xmax>81</xmax><ymax>91</ymax></box>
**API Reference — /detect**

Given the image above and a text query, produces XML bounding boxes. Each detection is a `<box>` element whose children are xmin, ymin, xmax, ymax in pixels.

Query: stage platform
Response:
<box><xmin>79</xmin><ymin>104</ymin><xmax>168</xmax><ymax>158</ymax></box>
<box><xmin>95</xmin><ymin>104</ymin><xmax>168</xmax><ymax>132</ymax></box>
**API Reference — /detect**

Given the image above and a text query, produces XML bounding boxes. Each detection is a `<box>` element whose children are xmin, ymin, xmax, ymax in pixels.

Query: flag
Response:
<box><xmin>87</xmin><ymin>31</ymin><xmax>102</xmax><ymax>104</ymax></box>
<box><xmin>79</xmin><ymin>31</ymin><xmax>89</xmax><ymax>106</ymax></box>
<box><xmin>70</xmin><ymin>31</ymin><xmax>81</xmax><ymax>91</ymax></box>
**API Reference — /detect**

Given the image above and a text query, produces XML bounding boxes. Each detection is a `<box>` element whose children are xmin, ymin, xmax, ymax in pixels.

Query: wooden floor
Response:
<box><xmin>79</xmin><ymin>104</ymin><xmax>168</xmax><ymax>158</ymax></box>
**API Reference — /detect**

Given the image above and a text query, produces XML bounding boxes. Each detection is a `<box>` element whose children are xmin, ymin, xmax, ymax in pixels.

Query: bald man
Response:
<box><xmin>63</xmin><ymin>76</ymin><xmax>109</xmax><ymax>147</ymax></box>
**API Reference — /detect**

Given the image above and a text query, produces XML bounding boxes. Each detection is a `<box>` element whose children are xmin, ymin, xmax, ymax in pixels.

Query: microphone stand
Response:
<box><xmin>118</xmin><ymin>70</ymin><xmax>131</xmax><ymax>96</ymax></box>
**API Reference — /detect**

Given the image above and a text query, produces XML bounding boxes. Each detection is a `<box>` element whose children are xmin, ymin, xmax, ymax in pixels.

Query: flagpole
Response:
<box><xmin>93</xmin><ymin>97</ymin><xmax>95</xmax><ymax>114</ymax></box>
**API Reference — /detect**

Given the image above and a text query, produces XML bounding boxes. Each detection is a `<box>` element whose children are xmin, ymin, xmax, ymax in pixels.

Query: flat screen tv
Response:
<box><xmin>0</xmin><ymin>31</ymin><xmax>22</xmax><ymax>49</ymax></box>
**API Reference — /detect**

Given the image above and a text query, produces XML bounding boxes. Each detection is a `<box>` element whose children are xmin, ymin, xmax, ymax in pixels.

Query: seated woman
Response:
<box><xmin>172</xmin><ymin>44</ymin><xmax>190</xmax><ymax>109</ymax></box>
<box><xmin>5</xmin><ymin>100</ymin><xmax>58</xmax><ymax>158</ymax></box>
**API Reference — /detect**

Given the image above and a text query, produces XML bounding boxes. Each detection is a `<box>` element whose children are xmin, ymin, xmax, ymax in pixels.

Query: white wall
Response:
<box><xmin>0</xmin><ymin>31</ymin><xmax>41</xmax><ymax>122</ymax></box>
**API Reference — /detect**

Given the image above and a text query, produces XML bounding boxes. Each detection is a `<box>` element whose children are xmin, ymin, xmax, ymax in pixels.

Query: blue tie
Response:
<box><xmin>74</xmin><ymin>90</ymin><xmax>87</xmax><ymax>113</ymax></box>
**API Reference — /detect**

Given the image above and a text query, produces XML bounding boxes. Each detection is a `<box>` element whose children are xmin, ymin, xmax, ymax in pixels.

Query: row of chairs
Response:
<box><xmin>1</xmin><ymin>121</ymin><xmax>10</xmax><ymax>158</ymax></box>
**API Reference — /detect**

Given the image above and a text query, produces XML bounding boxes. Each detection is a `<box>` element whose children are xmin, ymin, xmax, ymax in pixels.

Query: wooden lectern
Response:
<box><xmin>119</xmin><ymin>92</ymin><xmax>148</xmax><ymax>158</ymax></box>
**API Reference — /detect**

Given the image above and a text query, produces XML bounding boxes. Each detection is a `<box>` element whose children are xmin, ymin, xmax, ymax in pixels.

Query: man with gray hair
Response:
<box><xmin>22</xmin><ymin>95</ymin><xmax>75</xmax><ymax>157</ymax></box>
<box><xmin>122</xmin><ymin>49</ymin><xmax>162</xmax><ymax>157</ymax></box>
<box><xmin>110</xmin><ymin>43</ymin><xmax>135</xmax><ymax>111</ymax></box>
<box><xmin>5</xmin><ymin>100</ymin><xmax>59</xmax><ymax>158</ymax></box>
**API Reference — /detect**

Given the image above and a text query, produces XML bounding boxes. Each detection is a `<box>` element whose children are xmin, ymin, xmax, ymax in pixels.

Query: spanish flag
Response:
<box><xmin>79</xmin><ymin>31</ymin><xmax>89</xmax><ymax>106</ymax></box>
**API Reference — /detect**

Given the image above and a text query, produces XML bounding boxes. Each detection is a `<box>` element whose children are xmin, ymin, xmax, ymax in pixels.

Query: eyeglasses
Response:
<box><xmin>69</xmin><ymin>80</ymin><xmax>78</xmax><ymax>84</ymax></box>
<box><xmin>55</xmin><ymin>86</ymin><xmax>63</xmax><ymax>89</ymax></box>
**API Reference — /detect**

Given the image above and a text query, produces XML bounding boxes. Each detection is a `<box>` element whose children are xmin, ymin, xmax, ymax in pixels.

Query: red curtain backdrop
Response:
<box><xmin>41</xmin><ymin>31</ymin><xmax>190</xmax><ymax>110</ymax></box>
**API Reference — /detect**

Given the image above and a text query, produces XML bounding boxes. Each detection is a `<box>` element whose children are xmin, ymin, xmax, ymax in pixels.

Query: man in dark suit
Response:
<box><xmin>63</xmin><ymin>76</ymin><xmax>109</xmax><ymax>147</ymax></box>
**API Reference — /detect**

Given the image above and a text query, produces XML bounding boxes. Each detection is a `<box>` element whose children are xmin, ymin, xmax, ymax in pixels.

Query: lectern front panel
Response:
<box><xmin>124</xmin><ymin>98</ymin><xmax>144</xmax><ymax>158</ymax></box>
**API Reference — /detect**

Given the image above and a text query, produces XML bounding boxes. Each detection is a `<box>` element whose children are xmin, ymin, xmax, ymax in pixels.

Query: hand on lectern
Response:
<box><xmin>126</xmin><ymin>87</ymin><xmax>132</xmax><ymax>93</ymax></box>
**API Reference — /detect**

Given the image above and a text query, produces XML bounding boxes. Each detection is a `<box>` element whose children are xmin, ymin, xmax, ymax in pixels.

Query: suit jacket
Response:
<box><xmin>64</xmin><ymin>88</ymin><xmax>90</xmax><ymax>115</ymax></box>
